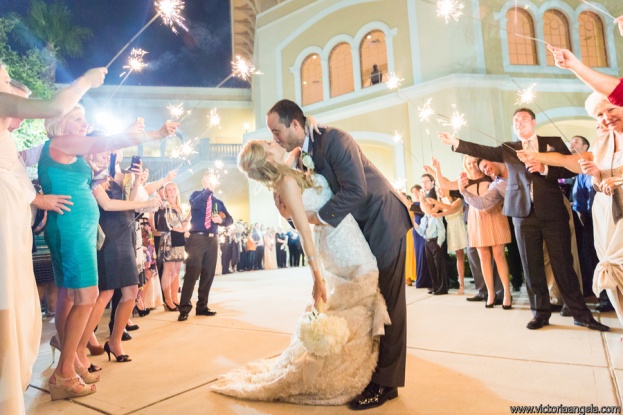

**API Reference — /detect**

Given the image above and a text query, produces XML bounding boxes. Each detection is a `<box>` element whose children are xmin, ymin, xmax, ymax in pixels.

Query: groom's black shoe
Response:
<box><xmin>348</xmin><ymin>382</ymin><xmax>397</xmax><ymax>410</ymax></box>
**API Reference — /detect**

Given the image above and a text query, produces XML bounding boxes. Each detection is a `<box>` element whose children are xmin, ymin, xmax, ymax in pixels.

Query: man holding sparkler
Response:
<box><xmin>178</xmin><ymin>170</ymin><xmax>233</xmax><ymax>322</ymax></box>
<box><xmin>438</xmin><ymin>109</ymin><xmax>609</xmax><ymax>332</ymax></box>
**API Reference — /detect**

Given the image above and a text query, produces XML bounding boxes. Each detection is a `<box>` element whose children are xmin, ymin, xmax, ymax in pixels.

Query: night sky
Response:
<box><xmin>1</xmin><ymin>0</ymin><xmax>248</xmax><ymax>88</ymax></box>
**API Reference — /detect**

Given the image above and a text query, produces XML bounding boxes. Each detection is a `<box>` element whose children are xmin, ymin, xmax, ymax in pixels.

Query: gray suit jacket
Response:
<box><xmin>310</xmin><ymin>127</ymin><xmax>412</xmax><ymax>269</ymax></box>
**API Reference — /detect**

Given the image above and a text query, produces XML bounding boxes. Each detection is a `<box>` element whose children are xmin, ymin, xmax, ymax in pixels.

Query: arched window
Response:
<box><xmin>579</xmin><ymin>11</ymin><xmax>608</xmax><ymax>67</ymax></box>
<box><xmin>543</xmin><ymin>10</ymin><xmax>571</xmax><ymax>66</ymax></box>
<box><xmin>329</xmin><ymin>43</ymin><xmax>354</xmax><ymax>98</ymax></box>
<box><xmin>506</xmin><ymin>8</ymin><xmax>538</xmax><ymax>65</ymax></box>
<box><xmin>301</xmin><ymin>54</ymin><xmax>323</xmax><ymax>106</ymax></box>
<box><xmin>360</xmin><ymin>30</ymin><xmax>387</xmax><ymax>88</ymax></box>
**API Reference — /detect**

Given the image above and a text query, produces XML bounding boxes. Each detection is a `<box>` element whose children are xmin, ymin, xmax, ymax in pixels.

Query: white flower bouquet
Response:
<box><xmin>298</xmin><ymin>305</ymin><xmax>350</xmax><ymax>357</ymax></box>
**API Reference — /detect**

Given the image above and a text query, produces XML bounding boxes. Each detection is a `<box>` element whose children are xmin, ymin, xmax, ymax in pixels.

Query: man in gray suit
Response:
<box><xmin>267</xmin><ymin>99</ymin><xmax>412</xmax><ymax>410</ymax></box>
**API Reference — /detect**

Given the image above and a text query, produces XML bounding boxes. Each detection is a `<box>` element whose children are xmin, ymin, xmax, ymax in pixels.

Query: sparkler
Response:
<box><xmin>105</xmin><ymin>0</ymin><xmax>188</xmax><ymax>69</ymax></box>
<box><xmin>215</xmin><ymin>56</ymin><xmax>263</xmax><ymax>88</ymax></box>
<box><xmin>515</xmin><ymin>83</ymin><xmax>536</xmax><ymax>106</ymax></box>
<box><xmin>439</xmin><ymin>106</ymin><xmax>467</xmax><ymax>136</ymax></box>
<box><xmin>393</xmin><ymin>131</ymin><xmax>403</xmax><ymax>143</ymax></box>
<box><xmin>436</xmin><ymin>0</ymin><xmax>465</xmax><ymax>23</ymax></box>
<box><xmin>385</xmin><ymin>73</ymin><xmax>403</xmax><ymax>90</ymax></box>
<box><xmin>167</xmin><ymin>103</ymin><xmax>192</xmax><ymax>123</ymax></box>
<box><xmin>207</xmin><ymin>108</ymin><xmax>221</xmax><ymax>129</ymax></box>
<box><xmin>418</xmin><ymin>98</ymin><xmax>435</xmax><ymax>123</ymax></box>
<box><xmin>581</xmin><ymin>0</ymin><xmax>616</xmax><ymax>20</ymax></box>
<box><xmin>110</xmin><ymin>48</ymin><xmax>149</xmax><ymax>98</ymax></box>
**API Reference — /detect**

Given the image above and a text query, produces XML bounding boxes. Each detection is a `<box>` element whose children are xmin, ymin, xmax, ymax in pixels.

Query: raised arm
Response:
<box><xmin>439</xmin><ymin>132</ymin><xmax>504</xmax><ymax>162</ymax></box>
<box><xmin>516</xmin><ymin>149</ymin><xmax>589</xmax><ymax>174</ymax></box>
<box><xmin>0</xmin><ymin>68</ymin><xmax>106</xmax><ymax>119</ymax></box>
<box><xmin>276</xmin><ymin>176</ymin><xmax>326</xmax><ymax>309</ymax></box>
<box><xmin>458</xmin><ymin>174</ymin><xmax>503</xmax><ymax>213</ymax></box>
<box><xmin>144</xmin><ymin>170</ymin><xmax>177</xmax><ymax>195</ymax></box>
<box><xmin>549</xmin><ymin>46</ymin><xmax>620</xmax><ymax>100</ymax></box>
<box><xmin>93</xmin><ymin>185</ymin><xmax>161</xmax><ymax>212</ymax></box>
<box><xmin>50</xmin><ymin>121</ymin><xmax>179</xmax><ymax>156</ymax></box>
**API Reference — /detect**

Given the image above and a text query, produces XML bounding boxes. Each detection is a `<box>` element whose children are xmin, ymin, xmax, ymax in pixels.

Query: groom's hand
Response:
<box><xmin>274</xmin><ymin>191</ymin><xmax>291</xmax><ymax>219</ymax></box>
<box><xmin>306</xmin><ymin>211</ymin><xmax>321</xmax><ymax>225</ymax></box>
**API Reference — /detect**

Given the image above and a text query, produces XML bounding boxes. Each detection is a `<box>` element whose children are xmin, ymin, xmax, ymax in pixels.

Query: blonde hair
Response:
<box><xmin>164</xmin><ymin>181</ymin><xmax>181</xmax><ymax>207</ymax></box>
<box><xmin>584</xmin><ymin>91</ymin><xmax>610</xmax><ymax>118</ymax></box>
<box><xmin>238</xmin><ymin>140</ymin><xmax>317</xmax><ymax>191</ymax></box>
<box><xmin>44</xmin><ymin>104</ymin><xmax>84</xmax><ymax>138</ymax></box>
<box><xmin>462</xmin><ymin>155</ymin><xmax>482</xmax><ymax>180</ymax></box>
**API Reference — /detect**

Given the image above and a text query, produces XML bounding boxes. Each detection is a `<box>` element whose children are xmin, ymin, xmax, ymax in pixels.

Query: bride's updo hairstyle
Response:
<box><xmin>238</xmin><ymin>140</ymin><xmax>316</xmax><ymax>191</ymax></box>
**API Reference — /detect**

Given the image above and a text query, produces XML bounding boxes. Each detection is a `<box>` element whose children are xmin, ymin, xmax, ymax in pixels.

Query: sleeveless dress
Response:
<box><xmin>38</xmin><ymin>141</ymin><xmax>99</xmax><ymax>288</ymax></box>
<box><xmin>0</xmin><ymin>130</ymin><xmax>41</xmax><ymax>415</ymax></box>
<box><xmin>591</xmin><ymin>131</ymin><xmax>623</xmax><ymax>327</ymax></box>
<box><xmin>442</xmin><ymin>197</ymin><xmax>468</xmax><ymax>253</ymax></box>
<box><xmin>212</xmin><ymin>174</ymin><xmax>390</xmax><ymax>405</ymax></box>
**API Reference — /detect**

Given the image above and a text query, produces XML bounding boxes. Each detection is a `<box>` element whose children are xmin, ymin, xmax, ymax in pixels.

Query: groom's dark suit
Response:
<box><xmin>455</xmin><ymin>137</ymin><xmax>593</xmax><ymax>321</ymax></box>
<box><xmin>308</xmin><ymin>127</ymin><xmax>412</xmax><ymax>387</ymax></box>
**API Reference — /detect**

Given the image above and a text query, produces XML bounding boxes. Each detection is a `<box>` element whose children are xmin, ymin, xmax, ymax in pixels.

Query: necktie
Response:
<box><xmin>204</xmin><ymin>194</ymin><xmax>212</xmax><ymax>230</ymax></box>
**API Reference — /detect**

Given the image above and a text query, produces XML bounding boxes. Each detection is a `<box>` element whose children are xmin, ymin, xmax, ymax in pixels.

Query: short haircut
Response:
<box><xmin>412</xmin><ymin>184</ymin><xmax>422</xmax><ymax>191</ymax></box>
<box><xmin>584</xmin><ymin>91</ymin><xmax>610</xmax><ymax>118</ymax></box>
<box><xmin>267</xmin><ymin>99</ymin><xmax>306</xmax><ymax>128</ymax></box>
<box><xmin>573</xmin><ymin>135</ymin><xmax>590</xmax><ymax>150</ymax></box>
<box><xmin>514</xmin><ymin>108</ymin><xmax>536</xmax><ymax>120</ymax></box>
<box><xmin>10</xmin><ymin>79</ymin><xmax>31</xmax><ymax>97</ymax></box>
<box><xmin>421</xmin><ymin>173</ymin><xmax>435</xmax><ymax>183</ymax></box>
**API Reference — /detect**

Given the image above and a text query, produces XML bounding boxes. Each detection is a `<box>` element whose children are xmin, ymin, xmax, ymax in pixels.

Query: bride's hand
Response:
<box><xmin>312</xmin><ymin>278</ymin><xmax>327</xmax><ymax>310</ymax></box>
<box><xmin>306</xmin><ymin>210</ymin><xmax>321</xmax><ymax>225</ymax></box>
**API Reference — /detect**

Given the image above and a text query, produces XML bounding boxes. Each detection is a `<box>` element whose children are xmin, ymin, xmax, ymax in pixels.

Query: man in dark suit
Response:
<box><xmin>439</xmin><ymin>108</ymin><xmax>608</xmax><ymax>332</ymax></box>
<box><xmin>178</xmin><ymin>172</ymin><xmax>233</xmax><ymax>322</ymax></box>
<box><xmin>267</xmin><ymin>99</ymin><xmax>412</xmax><ymax>410</ymax></box>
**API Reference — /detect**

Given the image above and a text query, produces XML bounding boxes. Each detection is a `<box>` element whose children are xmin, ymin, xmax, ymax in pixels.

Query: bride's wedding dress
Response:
<box><xmin>212</xmin><ymin>174</ymin><xmax>390</xmax><ymax>405</ymax></box>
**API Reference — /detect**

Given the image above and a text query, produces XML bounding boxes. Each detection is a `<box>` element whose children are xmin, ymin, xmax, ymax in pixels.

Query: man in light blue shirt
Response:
<box><xmin>416</xmin><ymin>193</ymin><xmax>447</xmax><ymax>295</ymax></box>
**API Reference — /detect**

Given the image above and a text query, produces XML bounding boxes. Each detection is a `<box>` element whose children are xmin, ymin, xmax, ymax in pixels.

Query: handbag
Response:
<box><xmin>170</xmin><ymin>230</ymin><xmax>186</xmax><ymax>247</ymax></box>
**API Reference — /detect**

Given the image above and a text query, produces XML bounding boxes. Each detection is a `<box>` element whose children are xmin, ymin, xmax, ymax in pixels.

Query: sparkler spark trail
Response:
<box><xmin>440</xmin><ymin>107</ymin><xmax>467</xmax><ymax>135</ymax></box>
<box><xmin>119</xmin><ymin>48</ymin><xmax>148</xmax><ymax>77</ymax></box>
<box><xmin>515</xmin><ymin>83</ymin><xmax>537</xmax><ymax>106</ymax></box>
<box><xmin>208</xmin><ymin>108</ymin><xmax>221</xmax><ymax>129</ymax></box>
<box><xmin>215</xmin><ymin>56</ymin><xmax>263</xmax><ymax>88</ymax></box>
<box><xmin>418</xmin><ymin>98</ymin><xmax>435</xmax><ymax>123</ymax></box>
<box><xmin>167</xmin><ymin>103</ymin><xmax>185</xmax><ymax>120</ymax></box>
<box><xmin>436</xmin><ymin>0</ymin><xmax>465</xmax><ymax>23</ymax></box>
<box><xmin>105</xmin><ymin>0</ymin><xmax>188</xmax><ymax>68</ymax></box>
<box><xmin>156</xmin><ymin>0</ymin><xmax>189</xmax><ymax>34</ymax></box>
<box><xmin>385</xmin><ymin>73</ymin><xmax>403</xmax><ymax>90</ymax></box>
<box><xmin>393</xmin><ymin>131</ymin><xmax>403</xmax><ymax>143</ymax></box>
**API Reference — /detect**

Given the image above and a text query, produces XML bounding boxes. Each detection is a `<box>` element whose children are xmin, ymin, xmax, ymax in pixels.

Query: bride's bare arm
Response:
<box><xmin>0</xmin><ymin>68</ymin><xmax>106</xmax><ymax>119</ymax></box>
<box><xmin>276</xmin><ymin>176</ymin><xmax>327</xmax><ymax>308</ymax></box>
<box><xmin>50</xmin><ymin>121</ymin><xmax>179</xmax><ymax>155</ymax></box>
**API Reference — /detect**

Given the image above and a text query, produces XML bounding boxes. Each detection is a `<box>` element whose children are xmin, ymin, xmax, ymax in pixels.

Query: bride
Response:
<box><xmin>211</xmin><ymin>139</ymin><xmax>390</xmax><ymax>405</ymax></box>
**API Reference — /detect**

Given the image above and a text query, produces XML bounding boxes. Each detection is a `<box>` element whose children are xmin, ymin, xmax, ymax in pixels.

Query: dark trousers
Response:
<box><xmin>276</xmin><ymin>244</ymin><xmax>286</xmax><ymax>268</ymax></box>
<box><xmin>573</xmin><ymin>212</ymin><xmax>599</xmax><ymax>295</ymax></box>
<box><xmin>513</xmin><ymin>211</ymin><xmax>591</xmax><ymax>320</ymax></box>
<box><xmin>221</xmin><ymin>242</ymin><xmax>231</xmax><ymax>274</ymax></box>
<box><xmin>179</xmin><ymin>234</ymin><xmax>218</xmax><ymax>314</ymax></box>
<box><xmin>425</xmin><ymin>239</ymin><xmax>448</xmax><ymax>294</ymax></box>
<box><xmin>255</xmin><ymin>246</ymin><xmax>264</xmax><ymax>269</ymax></box>
<box><xmin>507</xmin><ymin>217</ymin><xmax>524</xmax><ymax>290</ymax></box>
<box><xmin>247</xmin><ymin>251</ymin><xmax>256</xmax><ymax>270</ymax></box>
<box><xmin>372</xmin><ymin>236</ymin><xmax>407</xmax><ymax>388</ymax></box>
<box><xmin>230</xmin><ymin>244</ymin><xmax>239</xmax><ymax>271</ymax></box>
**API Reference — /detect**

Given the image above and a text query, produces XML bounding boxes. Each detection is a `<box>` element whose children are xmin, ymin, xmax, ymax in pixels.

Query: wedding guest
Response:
<box><xmin>287</xmin><ymin>229</ymin><xmax>302</xmax><ymax>267</ymax></box>
<box><xmin>441</xmin><ymin>108</ymin><xmax>608</xmax><ymax>331</ymax></box>
<box><xmin>409</xmin><ymin>185</ymin><xmax>430</xmax><ymax>288</ymax></box>
<box><xmin>157</xmin><ymin>182</ymin><xmax>187</xmax><ymax>312</ymax></box>
<box><xmin>275</xmin><ymin>226</ymin><xmax>287</xmax><ymax>268</ymax></box>
<box><xmin>264</xmin><ymin>227</ymin><xmax>277</xmax><ymax>270</ymax></box>
<box><xmin>178</xmin><ymin>172</ymin><xmax>233</xmax><ymax>321</ymax></box>
<box><xmin>415</xmin><ymin>192</ymin><xmax>447</xmax><ymax>295</ymax></box>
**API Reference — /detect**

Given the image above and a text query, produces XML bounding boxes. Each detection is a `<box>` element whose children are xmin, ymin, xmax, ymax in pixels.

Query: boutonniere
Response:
<box><xmin>301</xmin><ymin>151</ymin><xmax>315</xmax><ymax>171</ymax></box>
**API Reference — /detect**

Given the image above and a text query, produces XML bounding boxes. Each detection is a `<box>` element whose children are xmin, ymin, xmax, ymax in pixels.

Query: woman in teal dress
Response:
<box><xmin>38</xmin><ymin>106</ymin><xmax>178</xmax><ymax>400</ymax></box>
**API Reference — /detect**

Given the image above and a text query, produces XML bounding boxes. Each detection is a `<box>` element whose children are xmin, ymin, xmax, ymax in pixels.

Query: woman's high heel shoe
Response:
<box><xmin>485</xmin><ymin>303</ymin><xmax>495</xmax><ymax>308</ymax></box>
<box><xmin>502</xmin><ymin>295</ymin><xmax>513</xmax><ymax>310</ymax></box>
<box><xmin>48</xmin><ymin>372</ymin><xmax>97</xmax><ymax>401</ymax></box>
<box><xmin>134</xmin><ymin>305</ymin><xmax>150</xmax><ymax>317</ymax></box>
<box><xmin>86</xmin><ymin>342</ymin><xmax>105</xmax><ymax>356</ymax></box>
<box><xmin>163</xmin><ymin>303</ymin><xmax>178</xmax><ymax>312</ymax></box>
<box><xmin>126</xmin><ymin>323</ymin><xmax>139</xmax><ymax>331</ymax></box>
<box><xmin>104</xmin><ymin>342</ymin><xmax>132</xmax><ymax>362</ymax></box>
<box><xmin>76</xmin><ymin>366</ymin><xmax>100</xmax><ymax>384</ymax></box>
<box><xmin>50</xmin><ymin>335</ymin><xmax>61</xmax><ymax>363</ymax></box>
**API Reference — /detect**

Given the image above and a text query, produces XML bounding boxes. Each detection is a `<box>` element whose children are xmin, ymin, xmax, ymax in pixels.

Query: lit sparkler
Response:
<box><xmin>436</xmin><ymin>0</ymin><xmax>465</xmax><ymax>24</ymax></box>
<box><xmin>393</xmin><ymin>131</ymin><xmax>403</xmax><ymax>143</ymax></box>
<box><xmin>515</xmin><ymin>83</ymin><xmax>536</xmax><ymax>106</ymax></box>
<box><xmin>111</xmin><ymin>48</ymin><xmax>149</xmax><ymax>98</ymax></box>
<box><xmin>208</xmin><ymin>108</ymin><xmax>221</xmax><ymax>129</ymax></box>
<box><xmin>440</xmin><ymin>106</ymin><xmax>467</xmax><ymax>135</ymax></box>
<box><xmin>167</xmin><ymin>103</ymin><xmax>185</xmax><ymax>119</ymax></box>
<box><xmin>418</xmin><ymin>98</ymin><xmax>435</xmax><ymax>123</ymax></box>
<box><xmin>385</xmin><ymin>73</ymin><xmax>403</xmax><ymax>90</ymax></box>
<box><xmin>105</xmin><ymin>0</ymin><xmax>188</xmax><ymax>68</ymax></box>
<box><xmin>215</xmin><ymin>56</ymin><xmax>263</xmax><ymax>88</ymax></box>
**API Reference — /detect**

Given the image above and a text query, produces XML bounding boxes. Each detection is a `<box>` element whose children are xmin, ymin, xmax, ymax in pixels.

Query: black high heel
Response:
<box><xmin>503</xmin><ymin>295</ymin><xmax>513</xmax><ymax>310</ymax></box>
<box><xmin>133</xmin><ymin>305</ymin><xmax>150</xmax><ymax>317</ymax></box>
<box><xmin>126</xmin><ymin>323</ymin><xmax>139</xmax><ymax>331</ymax></box>
<box><xmin>163</xmin><ymin>302</ymin><xmax>178</xmax><ymax>312</ymax></box>
<box><xmin>485</xmin><ymin>303</ymin><xmax>495</xmax><ymax>308</ymax></box>
<box><xmin>104</xmin><ymin>342</ymin><xmax>132</xmax><ymax>362</ymax></box>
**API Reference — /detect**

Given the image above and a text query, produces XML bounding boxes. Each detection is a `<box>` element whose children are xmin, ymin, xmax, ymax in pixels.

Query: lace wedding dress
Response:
<box><xmin>212</xmin><ymin>174</ymin><xmax>390</xmax><ymax>405</ymax></box>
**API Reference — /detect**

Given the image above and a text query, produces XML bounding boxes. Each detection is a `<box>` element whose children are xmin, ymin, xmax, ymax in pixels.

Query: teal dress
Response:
<box><xmin>38</xmin><ymin>141</ymin><xmax>99</xmax><ymax>289</ymax></box>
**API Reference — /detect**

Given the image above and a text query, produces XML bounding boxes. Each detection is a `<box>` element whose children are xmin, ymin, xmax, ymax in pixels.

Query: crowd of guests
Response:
<box><xmin>218</xmin><ymin>222</ymin><xmax>306</xmax><ymax>273</ymax></box>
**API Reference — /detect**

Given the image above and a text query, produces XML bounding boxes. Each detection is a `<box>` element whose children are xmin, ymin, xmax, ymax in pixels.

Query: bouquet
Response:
<box><xmin>297</xmin><ymin>302</ymin><xmax>349</xmax><ymax>357</ymax></box>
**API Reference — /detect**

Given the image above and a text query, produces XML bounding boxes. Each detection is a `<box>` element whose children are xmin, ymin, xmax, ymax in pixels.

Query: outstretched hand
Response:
<box><xmin>616</xmin><ymin>15</ymin><xmax>623</xmax><ymax>37</ymax></box>
<box><xmin>547</xmin><ymin>45</ymin><xmax>580</xmax><ymax>70</ymax></box>
<box><xmin>438</xmin><ymin>132</ymin><xmax>459</xmax><ymax>148</ymax></box>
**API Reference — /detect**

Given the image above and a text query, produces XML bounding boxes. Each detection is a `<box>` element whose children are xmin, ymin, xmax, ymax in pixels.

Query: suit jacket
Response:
<box><xmin>309</xmin><ymin>127</ymin><xmax>412</xmax><ymax>264</ymax></box>
<box><xmin>455</xmin><ymin>136</ymin><xmax>576</xmax><ymax>221</ymax></box>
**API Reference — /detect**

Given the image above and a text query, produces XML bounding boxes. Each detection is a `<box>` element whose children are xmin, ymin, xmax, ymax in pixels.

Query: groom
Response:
<box><xmin>267</xmin><ymin>99</ymin><xmax>412</xmax><ymax>410</ymax></box>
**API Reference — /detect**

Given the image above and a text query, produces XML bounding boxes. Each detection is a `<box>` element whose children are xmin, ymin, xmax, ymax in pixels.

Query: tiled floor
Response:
<box><xmin>25</xmin><ymin>267</ymin><xmax>623</xmax><ymax>414</ymax></box>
